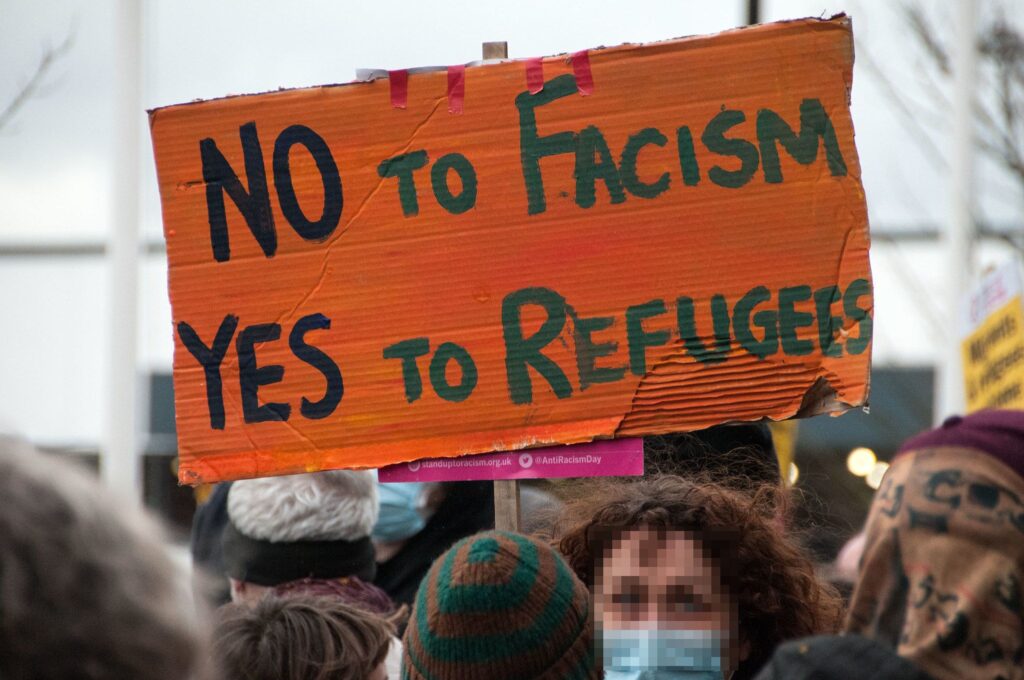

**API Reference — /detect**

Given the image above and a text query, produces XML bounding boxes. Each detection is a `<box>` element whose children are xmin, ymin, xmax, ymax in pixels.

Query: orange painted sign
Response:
<box><xmin>150</xmin><ymin>17</ymin><xmax>872</xmax><ymax>484</ymax></box>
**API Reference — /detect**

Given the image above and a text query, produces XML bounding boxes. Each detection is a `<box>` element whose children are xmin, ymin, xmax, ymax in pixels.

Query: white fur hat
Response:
<box><xmin>227</xmin><ymin>470</ymin><xmax>378</xmax><ymax>543</ymax></box>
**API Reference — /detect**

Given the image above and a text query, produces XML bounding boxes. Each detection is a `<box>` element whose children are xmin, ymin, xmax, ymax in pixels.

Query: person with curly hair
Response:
<box><xmin>555</xmin><ymin>474</ymin><xmax>842</xmax><ymax>680</ymax></box>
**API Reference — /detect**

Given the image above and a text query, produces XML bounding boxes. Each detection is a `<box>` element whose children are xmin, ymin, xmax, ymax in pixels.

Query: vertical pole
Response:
<box><xmin>494</xmin><ymin>476</ymin><xmax>522</xmax><ymax>532</ymax></box>
<box><xmin>746</xmin><ymin>0</ymin><xmax>760</xmax><ymax>26</ymax></box>
<box><xmin>104</xmin><ymin>0</ymin><xmax>142</xmax><ymax>494</ymax></box>
<box><xmin>482</xmin><ymin>40</ymin><xmax>521</xmax><ymax>532</ymax></box>
<box><xmin>482</xmin><ymin>41</ymin><xmax>507</xmax><ymax>61</ymax></box>
<box><xmin>936</xmin><ymin>0</ymin><xmax>976</xmax><ymax>423</ymax></box>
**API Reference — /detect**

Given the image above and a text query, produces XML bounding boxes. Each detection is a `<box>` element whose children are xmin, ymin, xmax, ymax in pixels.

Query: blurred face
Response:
<box><xmin>595</xmin><ymin>526</ymin><xmax>743</xmax><ymax>677</ymax></box>
<box><xmin>372</xmin><ymin>482</ymin><xmax>446</xmax><ymax>563</ymax></box>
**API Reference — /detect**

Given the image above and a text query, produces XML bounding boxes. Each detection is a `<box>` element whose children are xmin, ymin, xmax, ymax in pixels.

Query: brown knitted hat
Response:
<box><xmin>401</xmin><ymin>531</ymin><xmax>598</xmax><ymax>680</ymax></box>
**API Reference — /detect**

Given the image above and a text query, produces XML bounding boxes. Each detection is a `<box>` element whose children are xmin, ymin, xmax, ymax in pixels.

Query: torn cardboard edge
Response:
<box><xmin>178</xmin><ymin>387</ymin><xmax>867</xmax><ymax>485</ymax></box>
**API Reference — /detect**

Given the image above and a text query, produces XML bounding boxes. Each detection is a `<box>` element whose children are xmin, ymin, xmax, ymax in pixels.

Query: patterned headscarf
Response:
<box><xmin>846</xmin><ymin>411</ymin><xmax>1024</xmax><ymax>680</ymax></box>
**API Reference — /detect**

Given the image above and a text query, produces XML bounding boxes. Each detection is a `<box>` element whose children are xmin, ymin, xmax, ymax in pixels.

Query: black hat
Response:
<box><xmin>753</xmin><ymin>635</ymin><xmax>935</xmax><ymax>680</ymax></box>
<box><xmin>222</xmin><ymin>470</ymin><xmax>379</xmax><ymax>586</ymax></box>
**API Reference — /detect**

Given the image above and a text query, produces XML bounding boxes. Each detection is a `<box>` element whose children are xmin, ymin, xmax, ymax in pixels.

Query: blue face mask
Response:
<box><xmin>601</xmin><ymin>628</ymin><xmax>725</xmax><ymax>680</ymax></box>
<box><xmin>373</xmin><ymin>482</ymin><xmax>427</xmax><ymax>542</ymax></box>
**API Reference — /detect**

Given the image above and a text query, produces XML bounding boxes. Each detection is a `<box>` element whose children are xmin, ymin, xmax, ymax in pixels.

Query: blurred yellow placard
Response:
<box><xmin>962</xmin><ymin>262</ymin><xmax>1024</xmax><ymax>411</ymax></box>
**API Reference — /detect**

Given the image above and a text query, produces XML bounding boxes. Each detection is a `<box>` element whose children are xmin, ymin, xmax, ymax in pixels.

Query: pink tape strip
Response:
<box><xmin>388</xmin><ymin>69</ymin><xmax>408</xmax><ymax>109</ymax></box>
<box><xmin>447</xmin><ymin>65</ymin><xmax>465</xmax><ymax>114</ymax></box>
<box><xmin>525</xmin><ymin>57</ymin><xmax>544</xmax><ymax>94</ymax></box>
<box><xmin>571</xmin><ymin>50</ymin><xmax>593</xmax><ymax>95</ymax></box>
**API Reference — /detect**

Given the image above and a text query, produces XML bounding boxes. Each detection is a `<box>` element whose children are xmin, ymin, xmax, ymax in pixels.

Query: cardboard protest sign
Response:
<box><xmin>150</xmin><ymin>16</ymin><xmax>872</xmax><ymax>485</ymax></box>
<box><xmin>962</xmin><ymin>261</ymin><xmax>1024</xmax><ymax>411</ymax></box>
<box><xmin>378</xmin><ymin>439</ymin><xmax>644</xmax><ymax>483</ymax></box>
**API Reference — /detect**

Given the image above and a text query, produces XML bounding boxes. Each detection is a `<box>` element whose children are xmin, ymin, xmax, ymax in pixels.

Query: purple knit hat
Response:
<box><xmin>897</xmin><ymin>409</ymin><xmax>1024</xmax><ymax>478</ymax></box>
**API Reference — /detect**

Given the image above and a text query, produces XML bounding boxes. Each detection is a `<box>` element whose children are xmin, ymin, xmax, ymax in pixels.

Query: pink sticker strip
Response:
<box><xmin>525</xmin><ymin>57</ymin><xmax>544</xmax><ymax>94</ymax></box>
<box><xmin>571</xmin><ymin>50</ymin><xmax>593</xmax><ymax>95</ymax></box>
<box><xmin>378</xmin><ymin>438</ymin><xmax>644</xmax><ymax>483</ymax></box>
<box><xmin>447</xmin><ymin>65</ymin><xmax>466</xmax><ymax>114</ymax></box>
<box><xmin>388</xmin><ymin>69</ymin><xmax>408</xmax><ymax>109</ymax></box>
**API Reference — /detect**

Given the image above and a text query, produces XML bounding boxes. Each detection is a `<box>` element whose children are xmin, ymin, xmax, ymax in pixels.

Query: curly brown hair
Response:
<box><xmin>554</xmin><ymin>474</ymin><xmax>842</xmax><ymax>680</ymax></box>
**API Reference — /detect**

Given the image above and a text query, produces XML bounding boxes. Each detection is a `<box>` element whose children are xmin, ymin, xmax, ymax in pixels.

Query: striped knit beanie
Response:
<box><xmin>401</xmin><ymin>531</ymin><xmax>598</xmax><ymax>680</ymax></box>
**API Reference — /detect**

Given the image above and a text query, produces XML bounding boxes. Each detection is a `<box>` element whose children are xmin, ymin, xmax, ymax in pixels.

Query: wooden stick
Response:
<box><xmin>482</xmin><ymin>41</ymin><xmax>508</xmax><ymax>60</ymax></box>
<box><xmin>494</xmin><ymin>477</ymin><xmax>522</xmax><ymax>532</ymax></box>
<box><xmin>481</xmin><ymin>40</ymin><xmax>522</xmax><ymax>533</ymax></box>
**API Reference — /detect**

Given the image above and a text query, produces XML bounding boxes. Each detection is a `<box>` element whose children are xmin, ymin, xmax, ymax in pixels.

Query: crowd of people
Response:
<box><xmin>1</xmin><ymin>410</ymin><xmax>1022</xmax><ymax>679</ymax></box>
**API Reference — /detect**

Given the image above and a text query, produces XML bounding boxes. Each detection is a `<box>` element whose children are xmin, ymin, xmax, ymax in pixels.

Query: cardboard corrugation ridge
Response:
<box><xmin>150</xmin><ymin>17</ymin><xmax>872</xmax><ymax>484</ymax></box>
